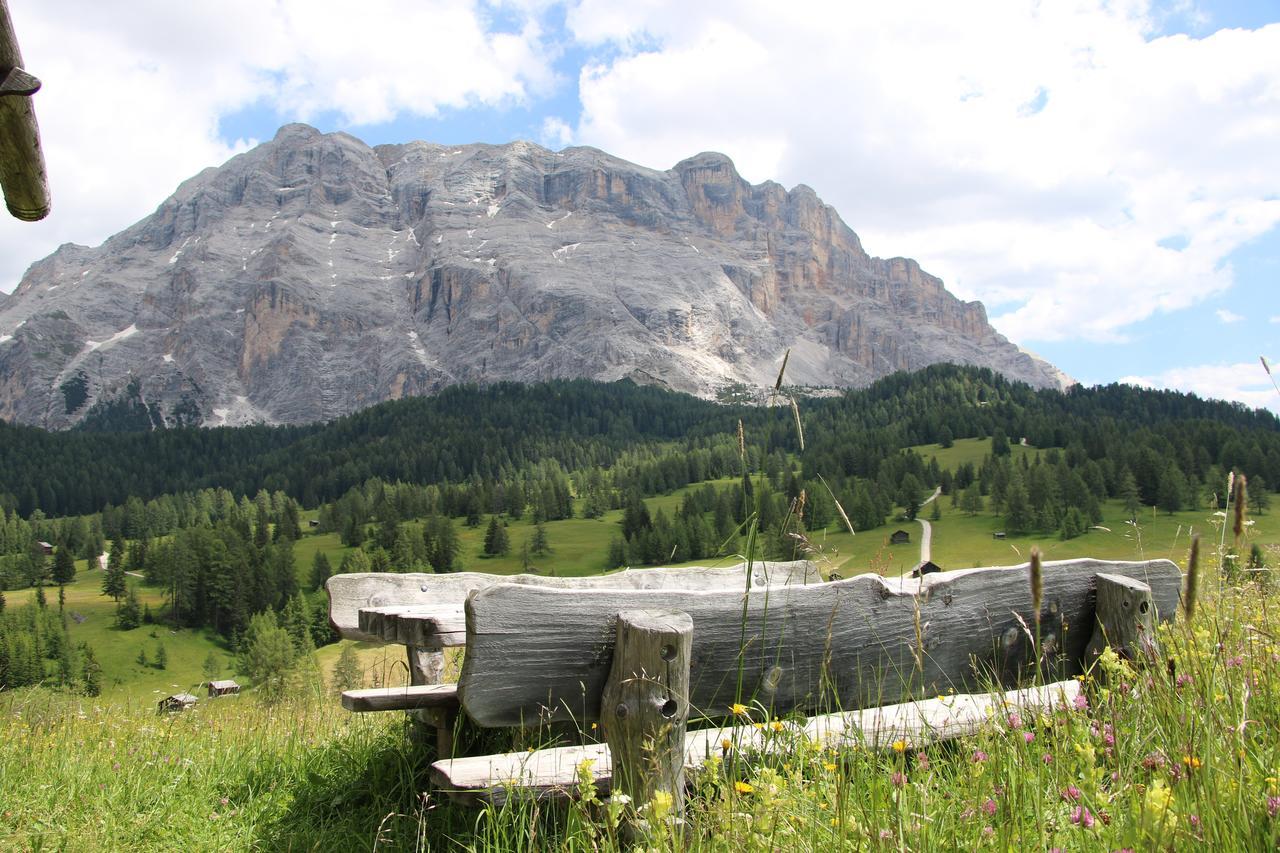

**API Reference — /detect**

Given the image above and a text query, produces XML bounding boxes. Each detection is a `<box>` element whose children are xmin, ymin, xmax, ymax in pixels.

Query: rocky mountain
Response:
<box><xmin>0</xmin><ymin>124</ymin><xmax>1068</xmax><ymax>429</ymax></box>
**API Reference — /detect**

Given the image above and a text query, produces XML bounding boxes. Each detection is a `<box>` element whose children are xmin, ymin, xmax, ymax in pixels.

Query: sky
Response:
<box><xmin>2</xmin><ymin>0</ymin><xmax>1278</xmax><ymax>413</ymax></box>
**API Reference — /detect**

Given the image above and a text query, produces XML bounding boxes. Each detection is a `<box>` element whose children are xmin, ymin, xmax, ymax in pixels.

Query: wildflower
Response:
<box><xmin>891</xmin><ymin>771</ymin><xmax>906</xmax><ymax>788</ymax></box>
<box><xmin>972</xmin><ymin>749</ymin><xmax>988</xmax><ymax>763</ymax></box>
<box><xmin>770</xmin><ymin>720</ymin><xmax>785</xmax><ymax>732</ymax></box>
<box><xmin>1226</xmin><ymin>655</ymin><xmax>1243</xmax><ymax>668</ymax></box>
<box><xmin>1007</xmin><ymin>712</ymin><xmax>1022</xmax><ymax>729</ymax></box>
<box><xmin>648</xmin><ymin>790</ymin><xmax>671</xmax><ymax>819</ymax></box>
<box><xmin>1182</xmin><ymin>755</ymin><xmax>1201</xmax><ymax>771</ymax></box>
<box><xmin>721</xmin><ymin>737</ymin><xmax>733</xmax><ymax>751</ymax></box>
<box><xmin>823</xmin><ymin>762</ymin><xmax>837</xmax><ymax>772</ymax></box>
<box><xmin>1042</xmin><ymin>753</ymin><xmax>1054</xmax><ymax>765</ymax></box>
<box><xmin>1268</xmin><ymin>796</ymin><xmax>1280</xmax><ymax>819</ymax></box>
<box><xmin>891</xmin><ymin>739</ymin><xmax>908</xmax><ymax>753</ymax></box>
<box><xmin>730</xmin><ymin>702</ymin><xmax>750</xmax><ymax>717</ymax></box>
<box><xmin>1070</xmin><ymin>806</ymin><xmax>1095</xmax><ymax>828</ymax></box>
<box><xmin>915</xmin><ymin>751</ymin><xmax>929</xmax><ymax>770</ymax></box>
<box><xmin>1188</xmin><ymin>814</ymin><xmax>1201</xmax><ymax>829</ymax></box>
<box><xmin>1061</xmin><ymin>785</ymin><xmax>1082</xmax><ymax>802</ymax></box>
<box><xmin>982</xmin><ymin>798</ymin><xmax>997</xmax><ymax>816</ymax></box>
<box><xmin>879</xmin><ymin>829</ymin><xmax>893</xmax><ymax>841</ymax></box>
<box><xmin>1141</xmin><ymin>751</ymin><xmax>1166</xmax><ymax>771</ymax></box>
<box><xmin>1176</xmin><ymin>674</ymin><xmax>1193</xmax><ymax>688</ymax></box>
<box><xmin>1023</xmin><ymin>732</ymin><xmax>1035</xmax><ymax>744</ymax></box>
<box><xmin>982</xmin><ymin>826</ymin><xmax>994</xmax><ymax>838</ymax></box>
<box><xmin>734</xmin><ymin>780</ymin><xmax>753</xmax><ymax>794</ymax></box>
<box><xmin>1072</xmin><ymin>693</ymin><xmax>1089</xmax><ymax>711</ymax></box>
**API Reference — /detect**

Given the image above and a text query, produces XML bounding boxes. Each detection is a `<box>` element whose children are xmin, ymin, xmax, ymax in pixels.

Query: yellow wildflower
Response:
<box><xmin>891</xmin><ymin>739</ymin><xmax>908</xmax><ymax>753</ymax></box>
<box><xmin>823</xmin><ymin>762</ymin><xmax>837</xmax><ymax>772</ymax></box>
<box><xmin>734</xmin><ymin>780</ymin><xmax>754</xmax><ymax>794</ymax></box>
<box><xmin>721</xmin><ymin>737</ymin><xmax>733</xmax><ymax>751</ymax></box>
<box><xmin>731</xmin><ymin>703</ymin><xmax>750</xmax><ymax>717</ymax></box>
<box><xmin>1182</xmin><ymin>755</ymin><xmax>1202</xmax><ymax>770</ymax></box>
<box><xmin>771</xmin><ymin>720</ymin><xmax>785</xmax><ymax>732</ymax></box>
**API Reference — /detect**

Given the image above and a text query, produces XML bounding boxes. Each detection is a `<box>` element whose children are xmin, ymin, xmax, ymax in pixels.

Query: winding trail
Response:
<box><xmin>917</xmin><ymin>486</ymin><xmax>942</xmax><ymax>564</ymax></box>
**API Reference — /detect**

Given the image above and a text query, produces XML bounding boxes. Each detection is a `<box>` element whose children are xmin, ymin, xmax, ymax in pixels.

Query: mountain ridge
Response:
<box><xmin>0</xmin><ymin>123</ymin><xmax>1068</xmax><ymax>428</ymax></box>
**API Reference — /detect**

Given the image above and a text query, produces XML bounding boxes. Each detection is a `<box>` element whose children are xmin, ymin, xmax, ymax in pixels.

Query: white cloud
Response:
<box><xmin>1121</xmin><ymin>359</ymin><xmax>1280</xmax><ymax>414</ymax></box>
<box><xmin>1216</xmin><ymin>309</ymin><xmax>1244</xmax><ymax>323</ymax></box>
<box><xmin>539</xmin><ymin>116</ymin><xmax>575</xmax><ymax>148</ymax></box>
<box><xmin>566</xmin><ymin>1</ymin><xmax>1280</xmax><ymax>344</ymax></box>
<box><xmin>0</xmin><ymin>0</ymin><xmax>555</xmax><ymax>293</ymax></box>
<box><xmin>1271</xmin><ymin>315</ymin><xmax>1280</xmax><ymax>323</ymax></box>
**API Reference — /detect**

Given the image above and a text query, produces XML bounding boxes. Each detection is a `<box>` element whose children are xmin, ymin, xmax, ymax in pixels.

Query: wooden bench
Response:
<box><xmin>326</xmin><ymin>561</ymin><xmax>822</xmax><ymax>750</ymax></box>
<box><xmin>428</xmin><ymin>557</ymin><xmax>1181</xmax><ymax>810</ymax></box>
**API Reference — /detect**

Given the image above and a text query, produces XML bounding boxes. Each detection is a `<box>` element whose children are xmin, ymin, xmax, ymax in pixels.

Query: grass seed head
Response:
<box><xmin>1185</xmin><ymin>534</ymin><xmax>1200</xmax><ymax>622</ymax></box>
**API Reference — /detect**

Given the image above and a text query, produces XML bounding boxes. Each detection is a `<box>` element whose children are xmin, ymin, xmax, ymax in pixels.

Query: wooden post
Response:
<box><xmin>600</xmin><ymin>609</ymin><xmax>693</xmax><ymax>834</ymax></box>
<box><xmin>0</xmin><ymin>0</ymin><xmax>50</xmax><ymax>221</ymax></box>
<box><xmin>406</xmin><ymin>645</ymin><xmax>454</xmax><ymax>758</ymax></box>
<box><xmin>1085</xmin><ymin>573</ymin><xmax>1157</xmax><ymax>664</ymax></box>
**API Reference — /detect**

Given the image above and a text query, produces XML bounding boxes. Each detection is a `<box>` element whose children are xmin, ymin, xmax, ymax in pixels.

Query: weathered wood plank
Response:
<box><xmin>601</xmin><ymin>610</ymin><xmax>693</xmax><ymax>824</ymax></box>
<box><xmin>431</xmin><ymin>680</ymin><xmax>1081</xmax><ymax>805</ymax></box>
<box><xmin>0</xmin><ymin>1</ymin><xmax>49</xmax><ymax>221</ymax></box>
<box><xmin>458</xmin><ymin>558</ymin><xmax>1180</xmax><ymax>727</ymax></box>
<box><xmin>329</xmin><ymin>560</ymin><xmax>819</xmax><ymax>642</ymax></box>
<box><xmin>341</xmin><ymin>684</ymin><xmax>459</xmax><ymax>713</ymax></box>
<box><xmin>1085</xmin><ymin>573</ymin><xmax>1158</xmax><ymax>663</ymax></box>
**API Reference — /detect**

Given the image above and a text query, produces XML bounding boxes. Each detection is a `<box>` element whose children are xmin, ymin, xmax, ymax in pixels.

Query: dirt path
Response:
<box><xmin>917</xmin><ymin>486</ymin><xmax>942</xmax><ymax>563</ymax></box>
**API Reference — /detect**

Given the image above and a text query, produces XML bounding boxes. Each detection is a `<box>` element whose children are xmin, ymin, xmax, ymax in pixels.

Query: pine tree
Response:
<box><xmin>1117</xmin><ymin>469</ymin><xmax>1141</xmax><ymax>521</ymax></box>
<box><xmin>308</xmin><ymin>552</ymin><xmax>333</xmax><ymax>591</ymax></box>
<box><xmin>117</xmin><ymin>586</ymin><xmax>142</xmax><ymax>630</ymax></box>
<box><xmin>136</xmin><ymin>647</ymin><xmax>148</xmax><ymax>667</ymax></box>
<box><xmin>102</xmin><ymin>540</ymin><xmax>127</xmax><ymax>603</ymax></box>
<box><xmin>34</xmin><ymin>580</ymin><xmax>46</xmax><ymax>609</ymax></box>
<box><xmin>202</xmin><ymin>650</ymin><xmax>222</xmax><ymax>681</ymax></box>
<box><xmin>482</xmin><ymin>516</ymin><xmax>510</xmax><ymax>556</ymax></box>
<box><xmin>52</xmin><ymin>546</ymin><xmax>76</xmax><ymax>586</ymax></box>
<box><xmin>530</xmin><ymin>522</ymin><xmax>550</xmax><ymax>557</ymax></box>
<box><xmin>154</xmin><ymin>642</ymin><xmax>168</xmax><ymax>670</ymax></box>
<box><xmin>82</xmin><ymin>644</ymin><xmax>102</xmax><ymax>697</ymax></box>
<box><xmin>238</xmin><ymin>611</ymin><xmax>297</xmax><ymax>704</ymax></box>
<box><xmin>332</xmin><ymin>644</ymin><xmax>362</xmax><ymax>692</ymax></box>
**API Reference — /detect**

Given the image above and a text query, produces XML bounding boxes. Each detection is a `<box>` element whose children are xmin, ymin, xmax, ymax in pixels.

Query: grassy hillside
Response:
<box><xmin>3</xmin><ymin>557</ymin><xmax>1279</xmax><ymax>850</ymax></box>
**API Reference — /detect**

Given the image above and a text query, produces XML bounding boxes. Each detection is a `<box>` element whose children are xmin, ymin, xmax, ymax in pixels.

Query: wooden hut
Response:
<box><xmin>909</xmin><ymin>560</ymin><xmax>943</xmax><ymax>578</ymax></box>
<box><xmin>889</xmin><ymin>529</ymin><xmax>911</xmax><ymax>545</ymax></box>
<box><xmin>207</xmin><ymin>679</ymin><xmax>240</xmax><ymax>697</ymax></box>
<box><xmin>158</xmin><ymin>693</ymin><xmax>198</xmax><ymax>713</ymax></box>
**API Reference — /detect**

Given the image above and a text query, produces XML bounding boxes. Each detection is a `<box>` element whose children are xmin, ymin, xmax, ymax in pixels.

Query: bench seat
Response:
<box><xmin>430</xmin><ymin>679</ymin><xmax>1081</xmax><ymax>805</ymax></box>
<box><xmin>341</xmin><ymin>683</ymin><xmax>460</xmax><ymax>713</ymax></box>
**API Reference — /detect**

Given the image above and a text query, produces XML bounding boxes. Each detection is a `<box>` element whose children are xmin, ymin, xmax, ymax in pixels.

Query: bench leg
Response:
<box><xmin>405</xmin><ymin>645</ymin><xmax>453</xmax><ymax>757</ymax></box>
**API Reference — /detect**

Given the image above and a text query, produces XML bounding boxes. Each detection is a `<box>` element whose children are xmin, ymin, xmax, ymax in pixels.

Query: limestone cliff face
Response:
<box><xmin>0</xmin><ymin>125</ymin><xmax>1067</xmax><ymax>428</ymax></box>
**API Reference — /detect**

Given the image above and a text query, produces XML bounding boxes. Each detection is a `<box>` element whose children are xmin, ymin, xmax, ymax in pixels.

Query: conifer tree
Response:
<box><xmin>154</xmin><ymin>641</ymin><xmax>168</xmax><ymax>670</ymax></box>
<box><xmin>332</xmin><ymin>644</ymin><xmax>362</xmax><ymax>692</ymax></box>
<box><xmin>202</xmin><ymin>650</ymin><xmax>222</xmax><ymax>682</ymax></box>
<box><xmin>308</xmin><ymin>552</ymin><xmax>333</xmax><ymax>591</ymax></box>
<box><xmin>82</xmin><ymin>644</ymin><xmax>102</xmax><ymax>697</ymax></box>
<box><xmin>52</xmin><ymin>546</ymin><xmax>76</xmax><ymax>587</ymax></box>
<box><xmin>117</xmin><ymin>586</ymin><xmax>142</xmax><ymax>630</ymax></box>
<box><xmin>102</xmin><ymin>539</ymin><xmax>127</xmax><ymax>603</ymax></box>
<box><xmin>530</xmin><ymin>522</ymin><xmax>550</xmax><ymax>557</ymax></box>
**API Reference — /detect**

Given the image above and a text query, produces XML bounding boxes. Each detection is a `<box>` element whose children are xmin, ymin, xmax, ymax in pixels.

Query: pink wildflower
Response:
<box><xmin>982</xmin><ymin>798</ymin><xmax>997</xmax><ymax>816</ymax></box>
<box><xmin>982</xmin><ymin>826</ymin><xmax>994</xmax><ymax>838</ymax></box>
<box><xmin>1176</xmin><ymin>673</ymin><xmax>1193</xmax><ymax>688</ymax></box>
<box><xmin>1024</xmin><ymin>732</ymin><xmax>1036</xmax><ymax>744</ymax></box>
<box><xmin>890</xmin><ymin>771</ymin><xmax>906</xmax><ymax>788</ymax></box>
<box><xmin>1073</xmin><ymin>693</ymin><xmax>1089</xmax><ymax>710</ymax></box>
<box><xmin>1070</xmin><ymin>806</ymin><xmax>1095</xmax><ymax>828</ymax></box>
<box><xmin>1060</xmin><ymin>785</ymin><xmax>1082</xmax><ymax>802</ymax></box>
<box><xmin>1007</xmin><ymin>712</ymin><xmax>1022</xmax><ymax>729</ymax></box>
<box><xmin>972</xmin><ymin>749</ymin><xmax>988</xmax><ymax>763</ymax></box>
<box><xmin>1042</xmin><ymin>753</ymin><xmax>1054</xmax><ymax>765</ymax></box>
<box><xmin>1226</xmin><ymin>655</ymin><xmax>1243</xmax><ymax>668</ymax></box>
<box><xmin>1268</xmin><ymin>796</ymin><xmax>1280</xmax><ymax>819</ymax></box>
<box><xmin>879</xmin><ymin>828</ymin><xmax>893</xmax><ymax>840</ymax></box>
<box><xmin>915</xmin><ymin>751</ymin><xmax>929</xmax><ymax>770</ymax></box>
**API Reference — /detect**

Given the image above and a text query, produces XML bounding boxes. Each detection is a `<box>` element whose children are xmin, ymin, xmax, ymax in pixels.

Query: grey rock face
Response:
<box><xmin>0</xmin><ymin>124</ymin><xmax>1068</xmax><ymax>428</ymax></box>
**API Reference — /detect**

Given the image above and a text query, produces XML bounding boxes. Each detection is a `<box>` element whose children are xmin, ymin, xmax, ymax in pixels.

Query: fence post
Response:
<box><xmin>1085</xmin><ymin>573</ymin><xmax>1157</xmax><ymax>664</ymax></box>
<box><xmin>601</xmin><ymin>609</ymin><xmax>693</xmax><ymax>839</ymax></box>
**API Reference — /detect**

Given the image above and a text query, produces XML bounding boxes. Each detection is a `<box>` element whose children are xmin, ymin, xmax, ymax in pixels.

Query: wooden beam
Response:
<box><xmin>0</xmin><ymin>0</ymin><xmax>49</xmax><ymax>221</ymax></box>
<box><xmin>458</xmin><ymin>558</ymin><xmax>1180</xmax><ymax>727</ymax></box>
<box><xmin>430</xmin><ymin>680</ymin><xmax>1081</xmax><ymax>805</ymax></box>
<box><xmin>601</xmin><ymin>610</ymin><xmax>693</xmax><ymax>831</ymax></box>
<box><xmin>328</xmin><ymin>560</ymin><xmax>819</xmax><ymax>642</ymax></box>
<box><xmin>1085</xmin><ymin>573</ymin><xmax>1158</xmax><ymax>664</ymax></box>
<box><xmin>340</xmin><ymin>684</ymin><xmax>459</xmax><ymax>713</ymax></box>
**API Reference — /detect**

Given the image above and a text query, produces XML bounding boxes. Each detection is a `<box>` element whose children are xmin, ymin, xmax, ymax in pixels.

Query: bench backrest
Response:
<box><xmin>457</xmin><ymin>558</ymin><xmax>1181</xmax><ymax>727</ymax></box>
<box><xmin>327</xmin><ymin>560</ymin><xmax>820</xmax><ymax>642</ymax></box>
